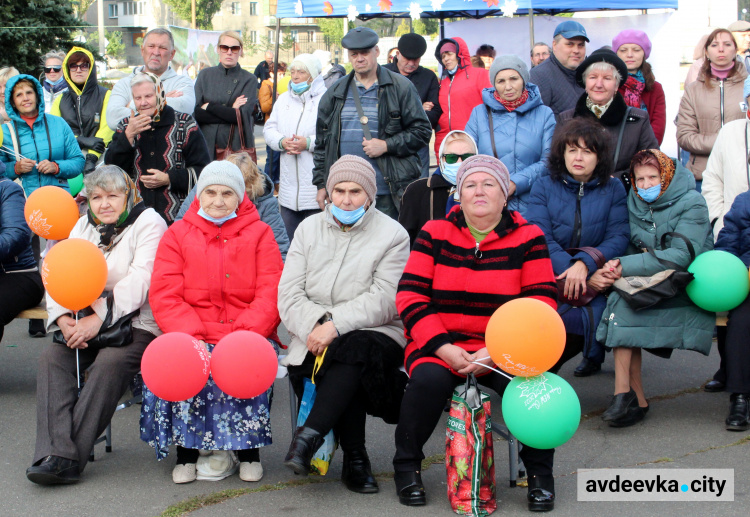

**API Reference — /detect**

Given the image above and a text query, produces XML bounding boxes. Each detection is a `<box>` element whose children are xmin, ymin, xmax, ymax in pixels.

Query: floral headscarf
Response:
<box><xmin>629</xmin><ymin>149</ymin><xmax>675</xmax><ymax>201</ymax></box>
<box><xmin>133</xmin><ymin>71</ymin><xmax>167</xmax><ymax>122</ymax></box>
<box><xmin>87</xmin><ymin>170</ymin><xmax>146</xmax><ymax>251</ymax></box>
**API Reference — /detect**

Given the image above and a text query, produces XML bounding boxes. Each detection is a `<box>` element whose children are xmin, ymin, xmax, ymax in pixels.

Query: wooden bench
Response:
<box><xmin>16</xmin><ymin>305</ymin><xmax>48</xmax><ymax>320</ymax></box>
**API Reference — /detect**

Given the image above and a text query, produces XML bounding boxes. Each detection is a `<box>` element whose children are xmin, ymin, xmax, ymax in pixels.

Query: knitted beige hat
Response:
<box><xmin>456</xmin><ymin>154</ymin><xmax>510</xmax><ymax>199</ymax></box>
<box><xmin>326</xmin><ymin>155</ymin><xmax>377</xmax><ymax>203</ymax></box>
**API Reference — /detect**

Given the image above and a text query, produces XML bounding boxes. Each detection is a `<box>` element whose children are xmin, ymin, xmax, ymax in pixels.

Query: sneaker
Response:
<box><xmin>172</xmin><ymin>463</ymin><xmax>197</xmax><ymax>484</ymax></box>
<box><xmin>196</xmin><ymin>451</ymin><xmax>239</xmax><ymax>481</ymax></box>
<box><xmin>239</xmin><ymin>461</ymin><xmax>264</xmax><ymax>482</ymax></box>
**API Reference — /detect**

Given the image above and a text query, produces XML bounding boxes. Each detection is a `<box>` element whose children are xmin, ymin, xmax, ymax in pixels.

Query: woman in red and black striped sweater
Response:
<box><xmin>392</xmin><ymin>155</ymin><xmax>559</xmax><ymax>512</ymax></box>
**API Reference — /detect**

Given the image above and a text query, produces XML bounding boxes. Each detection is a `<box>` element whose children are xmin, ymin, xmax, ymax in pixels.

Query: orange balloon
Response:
<box><xmin>42</xmin><ymin>239</ymin><xmax>108</xmax><ymax>311</ymax></box>
<box><xmin>24</xmin><ymin>186</ymin><xmax>79</xmax><ymax>240</ymax></box>
<box><xmin>485</xmin><ymin>298</ymin><xmax>566</xmax><ymax>376</ymax></box>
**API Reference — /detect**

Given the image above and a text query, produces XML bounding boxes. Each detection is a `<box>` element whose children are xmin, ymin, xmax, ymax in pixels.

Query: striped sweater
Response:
<box><xmin>397</xmin><ymin>206</ymin><xmax>557</xmax><ymax>374</ymax></box>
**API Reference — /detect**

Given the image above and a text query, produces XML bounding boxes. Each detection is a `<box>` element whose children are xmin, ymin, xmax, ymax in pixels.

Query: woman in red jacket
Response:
<box><xmin>141</xmin><ymin>160</ymin><xmax>284</xmax><ymax>485</ymax></box>
<box><xmin>393</xmin><ymin>155</ymin><xmax>559</xmax><ymax>512</ymax></box>
<box><xmin>433</xmin><ymin>37</ymin><xmax>490</xmax><ymax>159</ymax></box>
<box><xmin>613</xmin><ymin>30</ymin><xmax>667</xmax><ymax>144</ymax></box>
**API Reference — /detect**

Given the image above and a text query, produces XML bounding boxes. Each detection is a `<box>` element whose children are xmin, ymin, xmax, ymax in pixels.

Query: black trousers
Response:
<box><xmin>724</xmin><ymin>294</ymin><xmax>750</xmax><ymax>394</ymax></box>
<box><xmin>393</xmin><ymin>362</ymin><xmax>554</xmax><ymax>476</ymax></box>
<box><xmin>0</xmin><ymin>270</ymin><xmax>44</xmax><ymax>341</ymax></box>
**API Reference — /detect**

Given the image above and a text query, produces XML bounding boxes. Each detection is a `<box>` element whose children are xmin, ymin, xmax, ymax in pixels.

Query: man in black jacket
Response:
<box><xmin>384</xmin><ymin>33</ymin><xmax>440</xmax><ymax>178</ymax></box>
<box><xmin>313</xmin><ymin>27</ymin><xmax>431</xmax><ymax>219</ymax></box>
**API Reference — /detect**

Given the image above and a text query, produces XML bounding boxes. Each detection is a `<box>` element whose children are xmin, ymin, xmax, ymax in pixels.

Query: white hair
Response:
<box><xmin>83</xmin><ymin>165</ymin><xmax>129</xmax><ymax>194</ymax></box>
<box><xmin>130</xmin><ymin>73</ymin><xmax>157</xmax><ymax>91</ymax></box>
<box><xmin>582</xmin><ymin>61</ymin><xmax>622</xmax><ymax>86</ymax></box>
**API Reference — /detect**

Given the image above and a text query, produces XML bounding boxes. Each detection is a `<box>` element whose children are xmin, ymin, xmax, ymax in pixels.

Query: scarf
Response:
<box><xmin>134</xmin><ymin>71</ymin><xmax>167</xmax><ymax>123</ymax></box>
<box><xmin>87</xmin><ymin>172</ymin><xmax>147</xmax><ymax>252</ymax></box>
<box><xmin>494</xmin><ymin>88</ymin><xmax>529</xmax><ymax>112</ymax></box>
<box><xmin>43</xmin><ymin>78</ymin><xmax>67</xmax><ymax>94</ymax></box>
<box><xmin>629</xmin><ymin>149</ymin><xmax>675</xmax><ymax>201</ymax></box>
<box><xmin>620</xmin><ymin>72</ymin><xmax>646</xmax><ymax>109</ymax></box>
<box><xmin>586</xmin><ymin>96</ymin><xmax>615</xmax><ymax>119</ymax></box>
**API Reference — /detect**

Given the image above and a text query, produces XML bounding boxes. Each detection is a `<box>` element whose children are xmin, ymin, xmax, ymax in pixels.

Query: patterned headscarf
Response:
<box><xmin>629</xmin><ymin>149</ymin><xmax>675</xmax><ymax>201</ymax></box>
<box><xmin>87</xmin><ymin>171</ymin><xmax>146</xmax><ymax>251</ymax></box>
<box><xmin>133</xmin><ymin>71</ymin><xmax>167</xmax><ymax>123</ymax></box>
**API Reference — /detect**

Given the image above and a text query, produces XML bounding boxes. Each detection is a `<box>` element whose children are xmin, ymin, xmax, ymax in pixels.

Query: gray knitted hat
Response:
<box><xmin>327</xmin><ymin>155</ymin><xmax>377</xmax><ymax>203</ymax></box>
<box><xmin>457</xmin><ymin>155</ymin><xmax>510</xmax><ymax>200</ymax></box>
<box><xmin>489</xmin><ymin>55</ymin><xmax>530</xmax><ymax>85</ymax></box>
<box><xmin>196</xmin><ymin>160</ymin><xmax>246</xmax><ymax>201</ymax></box>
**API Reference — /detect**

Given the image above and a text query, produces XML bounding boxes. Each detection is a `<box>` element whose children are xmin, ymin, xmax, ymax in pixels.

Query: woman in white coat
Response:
<box><xmin>263</xmin><ymin>54</ymin><xmax>326</xmax><ymax>240</ymax></box>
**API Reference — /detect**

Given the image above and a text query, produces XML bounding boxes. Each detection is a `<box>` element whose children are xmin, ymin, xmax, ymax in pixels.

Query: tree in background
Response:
<box><xmin>394</xmin><ymin>18</ymin><xmax>439</xmax><ymax>38</ymax></box>
<box><xmin>87</xmin><ymin>30</ymin><xmax>126</xmax><ymax>60</ymax></box>
<box><xmin>70</xmin><ymin>0</ymin><xmax>96</xmax><ymax>19</ymax></box>
<box><xmin>316</xmin><ymin>17</ymin><xmax>344</xmax><ymax>44</ymax></box>
<box><xmin>164</xmin><ymin>0</ymin><xmax>223</xmax><ymax>30</ymax></box>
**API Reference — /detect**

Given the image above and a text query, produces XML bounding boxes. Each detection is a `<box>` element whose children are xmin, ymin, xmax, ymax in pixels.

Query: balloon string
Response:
<box><xmin>470</xmin><ymin>359</ymin><xmax>514</xmax><ymax>380</ymax></box>
<box><xmin>75</xmin><ymin>312</ymin><xmax>80</xmax><ymax>391</ymax></box>
<box><xmin>0</xmin><ymin>145</ymin><xmax>32</xmax><ymax>161</ymax></box>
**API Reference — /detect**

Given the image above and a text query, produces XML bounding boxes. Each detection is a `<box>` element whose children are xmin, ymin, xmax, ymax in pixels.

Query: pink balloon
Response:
<box><xmin>211</xmin><ymin>331</ymin><xmax>277</xmax><ymax>399</ymax></box>
<box><xmin>141</xmin><ymin>332</ymin><xmax>210</xmax><ymax>402</ymax></box>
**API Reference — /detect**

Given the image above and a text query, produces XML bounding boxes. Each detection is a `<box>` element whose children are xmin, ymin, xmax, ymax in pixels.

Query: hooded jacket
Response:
<box><xmin>433</xmin><ymin>37</ymin><xmax>490</xmax><ymax>156</ymax></box>
<box><xmin>51</xmin><ymin>47</ymin><xmax>114</xmax><ymax>160</ymax></box>
<box><xmin>1</xmin><ymin>75</ymin><xmax>85</xmax><ymax>194</ymax></box>
<box><xmin>264</xmin><ymin>74</ymin><xmax>326</xmax><ymax>212</ymax></box>
<box><xmin>465</xmin><ymin>83</ymin><xmax>556</xmax><ymax>214</ymax></box>
<box><xmin>715</xmin><ymin>190</ymin><xmax>750</xmax><ymax>266</ymax></box>
<box><xmin>0</xmin><ymin>176</ymin><xmax>36</xmax><ymax>273</ymax></box>
<box><xmin>596</xmin><ymin>160</ymin><xmax>715</xmax><ymax>355</ymax></box>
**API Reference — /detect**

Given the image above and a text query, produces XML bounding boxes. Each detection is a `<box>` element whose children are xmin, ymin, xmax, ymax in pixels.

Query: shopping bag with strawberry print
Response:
<box><xmin>445</xmin><ymin>374</ymin><xmax>496</xmax><ymax>516</ymax></box>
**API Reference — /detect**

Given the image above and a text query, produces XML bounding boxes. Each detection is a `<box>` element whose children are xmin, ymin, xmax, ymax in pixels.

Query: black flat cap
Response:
<box><xmin>342</xmin><ymin>27</ymin><xmax>379</xmax><ymax>50</ymax></box>
<box><xmin>398</xmin><ymin>33</ymin><xmax>427</xmax><ymax>60</ymax></box>
<box><xmin>575</xmin><ymin>48</ymin><xmax>629</xmax><ymax>89</ymax></box>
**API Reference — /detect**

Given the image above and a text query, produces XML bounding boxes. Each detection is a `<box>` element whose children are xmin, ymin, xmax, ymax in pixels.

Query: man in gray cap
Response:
<box><xmin>529</xmin><ymin>20</ymin><xmax>589</xmax><ymax>118</ymax></box>
<box><xmin>313</xmin><ymin>27</ymin><xmax>432</xmax><ymax>219</ymax></box>
<box><xmin>729</xmin><ymin>20</ymin><xmax>750</xmax><ymax>72</ymax></box>
<box><xmin>384</xmin><ymin>33</ymin><xmax>441</xmax><ymax>178</ymax></box>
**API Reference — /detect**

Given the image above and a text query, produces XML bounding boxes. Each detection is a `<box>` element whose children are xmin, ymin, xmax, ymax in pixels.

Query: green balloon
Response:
<box><xmin>68</xmin><ymin>174</ymin><xmax>84</xmax><ymax>196</ymax></box>
<box><xmin>687</xmin><ymin>250</ymin><xmax>749</xmax><ymax>312</ymax></box>
<box><xmin>501</xmin><ymin>372</ymin><xmax>580</xmax><ymax>449</ymax></box>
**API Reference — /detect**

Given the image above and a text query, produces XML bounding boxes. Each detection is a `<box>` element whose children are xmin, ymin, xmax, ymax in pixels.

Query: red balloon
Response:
<box><xmin>141</xmin><ymin>332</ymin><xmax>210</xmax><ymax>402</ymax></box>
<box><xmin>211</xmin><ymin>331</ymin><xmax>277</xmax><ymax>399</ymax></box>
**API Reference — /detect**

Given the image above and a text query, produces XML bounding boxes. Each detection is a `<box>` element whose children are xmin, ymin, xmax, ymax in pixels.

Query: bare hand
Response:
<box><xmin>201</xmin><ymin>103</ymin><xmax>209</xmax><ymax>110</ymax></box>
<box><xmin>436</xmin><ymin>343</ymin><xmax>474</xmax><ymax>372</ymax></box>
<box><xmin>36</xmin><ymin>160</ymin><xmax>57</xmax><ymax>175</ymax></box>
<box><xmin>587</xmin><ymin>269</ymin><xmax>615</xmax><ymax>292</ymax></box>
<box><xmin>165</xmin><ymin>90</ymin><xmax>183</xmax><ymax>98</ymax></box>
<box><xmin>316</xmin><ymin>188</ymin><xmax>329</xmax><ymax>211</ymax></box>
<box><xmin>56</xmin><ymin>315</ymin><xmax>77</xmax><ymax>343</ymax></box>
<box><xmin>15</xmin><ymin>158</ymin><xmax>35</xmax><ymax>174</ymax></box>
<box><xmin>232</xmin><ymin>95</ymin><xmax>248</xmax><ymax>109</ymax></box>
<box><xmin>423</xmin><ymin>101</ymin><xmax>434</xmax><ymax>111</ymax></box>
<box><xmin>362</xmin><ymin>137</ymin><xmax>387</xmax><ymax>159</ymax></box>
<box><xmin>125</xmin><ymin>109</ymin><xmax>152</xmax><ymax>141</ymax></box>
<box><xmin>458</xmin><ymin>347</ymin><xmax>493</xmax><ymax>375</ymax></box>
<box><xmin>306</xmin><ymin>321</ymin><xmax>338</xmax><ymax>356</ymax></box>
<box><xmin>557</xmin><ymin>260</ymin><xmax>589</xmax><ymax>300</ymax></box>
<box><xmin>66</xmin><ymin>314</ymin><xmax>103</xmax><ymax>349</ymax></box>
<box><xmin>602</xmin><ymin>259</ymin><xmax>623</xmax><ymax>280</ymax></box>
<box><xmin>282</xmin><ymin>134</ymin><xmax>307</xmax><ymax>155</ymax></box>
<box><xmin>140</xmin><ymin>168</ymin><xmax>170</xmax><ymax>189</ymax></box>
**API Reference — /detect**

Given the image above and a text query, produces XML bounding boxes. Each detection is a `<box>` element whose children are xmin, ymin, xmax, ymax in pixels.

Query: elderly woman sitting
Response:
<box><xmin>26</xmin><ymin>165</ymin><xmax>167</xmax><ymax>485</ymax></box>
<box><xmin>279</xmin><ymin>155</ymin><xmax>410</xmax><ymax>494</ymax></box>
<box><xmin>559</xmin><ymin>49</ymin><xmax>658</xmax><ymax>187</ymax></box>
<box><xmin>105</xmin><ymin>72</ymin><xmax>210</xmax><ymax>225</ymax></box>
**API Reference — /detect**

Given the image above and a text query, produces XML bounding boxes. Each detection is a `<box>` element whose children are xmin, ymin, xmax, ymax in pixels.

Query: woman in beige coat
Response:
<box><xmin>278</xmin><ymin>155</ymin><xmax>410</xmax><ymax>495</ymax></box>
<box><xmin>677</xmin><ymin>28</ymin><xmax>748</xmax><ymax>191</ymax></box>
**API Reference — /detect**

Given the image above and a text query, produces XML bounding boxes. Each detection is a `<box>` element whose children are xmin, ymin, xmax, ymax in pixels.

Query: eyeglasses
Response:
<box><xmin>69</xmin><ymin>63</ymin><xmax>90</xmax><ymax>72</ymax></box>
<box><xmin>443</xmin><ymin>153</ymin><xmax>475</xmax><ymax>164</ymax></box>
<box><xmin>219</xmin><ymin>44</ymin><xmax>242</xmax><ymax>54</ymax></box>
<box><xmin>44</xmin><ymin>66</ymin><xmax>62</xmax><ymax>73</ymax></box>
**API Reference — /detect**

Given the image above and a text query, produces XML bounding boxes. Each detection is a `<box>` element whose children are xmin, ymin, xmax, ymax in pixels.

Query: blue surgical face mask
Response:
<box><xmin>290</xmin><ymin>80</ymin><xmax>311</xmax><ymax>95</ymax></box>
<box><xmin>197</xmin><ymin>207</ymin><xmax>237</xmax><ymax>226</ymax></box>
<box><xmin>447</xmin><ymin>65</ymin><xmax>458</xmax><ymax>75</ymax></box>
<box><xmin>637</xmin><ymin>184</ymin><xmax>661</xmax><ymax>203</ymax></box>
<box><xmin>48</xmin><ymin>76</ymin><xmax>65</xmax><ymax>86</ymax></box>
<box><xmin>441</xmin><ymin>162</ymin><xmax>460</xmax><ymax>185</ymax></box>
<box><xmin>330</xmin><ymin>203</ymin><xmax>366</xmax><ymax>225</ymax></box>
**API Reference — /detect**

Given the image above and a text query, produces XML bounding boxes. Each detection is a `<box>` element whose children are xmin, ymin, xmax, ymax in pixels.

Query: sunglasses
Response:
<box><xmin>443</xmin><ymin>153</ymin><xmax>475</xmax><ymax>164</ymax></box>
<box><xmin>219</xmin><ymin>44</ymin><xmax>242</xmax><ymax>54</ymax></box>
<box><xmin>69</xmin><ymin>63</ymin><xmax>90</xmax><ymax>71</ymax></box>
<box><xmin>44</xmin><ymin>66</ymin><xmax>62</xmax><ymax>73</ymax></box>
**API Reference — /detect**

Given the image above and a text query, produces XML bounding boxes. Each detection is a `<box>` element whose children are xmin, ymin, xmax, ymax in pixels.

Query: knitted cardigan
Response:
<box><xmin>397</xmin><ymin>206</ymin><xmax>557</xmax><ymax>374</ymax></box>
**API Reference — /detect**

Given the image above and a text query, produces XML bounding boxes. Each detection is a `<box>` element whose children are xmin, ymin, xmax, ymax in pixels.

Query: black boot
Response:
<box><xmin>726</xmin><ymin>394</ymin><xmax>750</xmax><ymax>431</ymax></box>
<box><xmin>704</xmin><ymin>379</ymin><xmax>726</xmax><ymax>393</ymax></box>
<box><xmin>527</xmin><ymin>474</ymin><xmax>555</xmax><ymax>512</ymax></box>
<box><xmin>574</xmin><ymin>357</ymin><xmax>601</xmax><ymax>377</ymax></box>
<box><xmin>283</xmin><ymin>426</ymin><xmax>325</xmax><ymax>476</ymax></box>
<box><xmin>394</xmin><ymin>470</ymin><xmax>426</xmax><ymax>506</ymax></box>
<box><xmin>26</xmin><ymin>455</ymin><xmax>80</xmax><ymax>485</ymax></box>
<box><xmin>609</xmin><ymin>404</ymin><xmax>648</xmax><ymax>428</ymax></box>
<box><xmin>341</xmin><ymin>449</ymin><xmax>378</xmax><ymax>493</ymax></box>
<box><xmin>601</xmin><ymin>389</ymin><xmax>637</xmax><ymax>422</ymax></box>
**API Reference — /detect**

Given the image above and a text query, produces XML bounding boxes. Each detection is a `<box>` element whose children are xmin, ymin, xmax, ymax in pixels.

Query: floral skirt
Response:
<box><xmin>140</xmin><ymin>340</ymin><xmax>277</xmax><ymax>460</ymax></box>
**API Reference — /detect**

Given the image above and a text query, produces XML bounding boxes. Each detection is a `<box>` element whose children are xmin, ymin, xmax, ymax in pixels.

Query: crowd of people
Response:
<box><xmin>1</xmin><ymin>16</ymin><xmax>749</xmax><ymax>514</ymax></box>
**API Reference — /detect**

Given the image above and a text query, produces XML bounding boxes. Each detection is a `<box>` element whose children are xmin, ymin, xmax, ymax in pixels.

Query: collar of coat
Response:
<box><xmin>329</xmin><ymin>65</ymin><xmax>394</xmax><ymax>100</ymax></box>
<box><xmin>572</xmin><ymin>92</ymin><xmax>639</xmax><ymax>127</ymax></box>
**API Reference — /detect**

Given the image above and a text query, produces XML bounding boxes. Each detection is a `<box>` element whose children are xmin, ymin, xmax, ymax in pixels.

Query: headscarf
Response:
<box><xmin>629</xmin><ymin>149</ymin><xmax>675</xmax><ymax>202</ymax></box>
<box><xmin>87</xmin><ymin>171</ymin><xmax>146</xmax><ymax>251</ymax></box>
<box><xmin>134</xmin><ymin>71</ymin><xmax>167</xmax><ymax>123</ymax></box>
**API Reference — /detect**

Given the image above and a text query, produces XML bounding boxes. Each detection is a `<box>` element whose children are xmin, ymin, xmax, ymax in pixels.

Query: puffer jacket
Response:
<box><xmin>278</xmin><ymin>204</ymin><xmax>410</xmax><ymax>367</ymax></box>
<box><xmin>464</xmin><ymin>83</ymin><xmax>556</xmax><ymax>214</ymax></box>
<box><xmin>150</xmin><ymin>195</ymin><xmax>283</xmax><ymax>345</ymax></box>
<box><xmin>312</xmin><ymin>65</ymin><xmax>432</xmax><ymax>200</ymax></box>
<box><xmin>51</xmin><ymin>47</ymin><xmax>114</xmax><ymax>162</ymax></box>
<box><xmin>0</xmin><ymin>176</ymin><xmax>36</xmax><ymax>273</ymax></box>
<box><xmin>264</xmin><ymin>74</ymin><xmax>325</xmax><ymax>212</ymax></box>
<box><xmin>1</xmin><ymin>75</ymin><xmax>85</xmax><ymax>194</ymax></box>
<box><xmin>676</xmin><ymin>60</ymin><xmax>748</xmax><ymax>180</ymax></box>
<box><xmin>433</xmin><ymin>37</ymin><xmax>490</xmax><ymax>156</ymax></box>
<box><xmin>715</xmin><ymin>190</ymin><xmax>750</xmax><ymax>266</ymax></box>
<box><xmin>596</xmin><ymin>160</ymin><xmax>715</xmax><ymax>354</ymax></box>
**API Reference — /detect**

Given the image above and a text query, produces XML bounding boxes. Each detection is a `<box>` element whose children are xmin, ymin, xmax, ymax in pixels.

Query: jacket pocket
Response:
<box><xmin>383</xmin><ymin>111</ymin><xmax>402</xmax><ymax>137</ymax></box>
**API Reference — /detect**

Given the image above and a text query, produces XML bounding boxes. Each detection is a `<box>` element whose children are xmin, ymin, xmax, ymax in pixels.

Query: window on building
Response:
<box><xmin>108</xmin><ymin>4</ymin><xmax>118</xmax><ymax>17</ymax></box>
<box><xmin>249</xmin><ymin>2</ymin><xmax>257</xmax><ymax>15</ymax></box>
<box><xmin>249</xmin><ymin>31</ymin><xmax>258</xmax><ymax>44</ymax></box>
<box><xmin>267</xmin><ymin>30</ymin><xmax>275</xmax><ymax>42</ymax></box>
<box><xmin>231</xmin><ymin>2</ymin><xmax>241</xmax><ymax>15</ymax></box>
<box><xmin>307</xmin><ymin>30</ymin><xmax>315</xmax><ymax>42</ymax></box>
<box><xmin>290</xmin><ymin>30</ymin><xmax>298</xmax><ymax>42</ymax></box>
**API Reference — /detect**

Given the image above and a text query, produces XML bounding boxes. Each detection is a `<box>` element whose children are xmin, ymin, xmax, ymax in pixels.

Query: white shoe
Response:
<box><xmin>196</xmin><ymin>451</ymin><xmax>239</xmax><ymax>481</ymax></box>
<box><xmin>239</xmin><ymin>461</ymin><xmax>264</xmax><ymax>482</ymax></box>
<box><xmin>172</xmin><ymin>463</ymin><xmax>197</xmax><ymax>484</ymax></box>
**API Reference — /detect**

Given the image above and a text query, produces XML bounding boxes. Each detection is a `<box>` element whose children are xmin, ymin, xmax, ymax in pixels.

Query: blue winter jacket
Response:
<box><xmin>715</xmin><ymin>190</ymin><xmax>750</xmax><ymax>266</ymax></box>
<box><xmin>1</xmin><ymin>75</ymin><xmax>85</xmax><ymax>194</ymax></box>
<box><xmin>0</xmin><ymin>176</ymin><xmax>36</xmax><ymax>272</ymax></box>
<box><xmin>464</xmin><ymin>83</ymin><xmax>556</xmax><ymax>214</ymax></box>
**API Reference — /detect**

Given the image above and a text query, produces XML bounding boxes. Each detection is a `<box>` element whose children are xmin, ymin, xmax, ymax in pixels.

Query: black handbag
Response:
<box><xmin>612</xmin><ymin>232</ymin><xmax>695</xmax><ymax>311</ymax></box>
<box><xmin>53</xmin><ymin>297</ymin><xmax>139</xmax><ymax>350</ymax></box>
